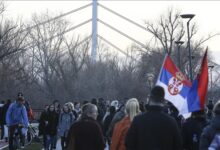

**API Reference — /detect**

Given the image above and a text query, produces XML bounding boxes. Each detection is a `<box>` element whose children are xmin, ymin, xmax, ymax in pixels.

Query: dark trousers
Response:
<box><xmin>61</xmin><ymin>136</ymin><xmax>67</xmax><ymax>150</ymax></box>
<box><xmin>43</xmin><ymin>134</ymin><xmax>47</xmax><ymax>148</ymax></box>
<box><xmin>8</xmin><ymin>125</ymin><xmax>25</xmax><ymax>150</ymax></box>
<box><xmin>0</xmin><ymin>123</ymin><xmax>4</xmax><ymax>139</ymax></box>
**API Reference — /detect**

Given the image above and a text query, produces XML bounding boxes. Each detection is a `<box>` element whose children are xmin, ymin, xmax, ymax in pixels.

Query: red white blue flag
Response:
<box><xmin>156</xmin><ymin>54</ymin><xmax>192</xmax><ymax>114</ymax></box>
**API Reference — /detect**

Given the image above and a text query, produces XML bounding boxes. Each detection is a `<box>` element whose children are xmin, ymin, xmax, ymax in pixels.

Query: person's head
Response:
<box><xmin>74</xmin><ymin>102</ymin><xmax>80</xmax><ymax>109</ymax></box>
<box><xmin>53</xmin><ymin>100</ymin><xmax>60</xmax><ymax>107</ymax></box>
<box><xmin>81</xmin><ymin>103</ymin><xmax>98</xmax><ymax>120</ymax></box>
<box><xmin>17</xmin><ymin>92</ymin><xmax>25</xmax><ymax>105</ymax></box>
<box><xmin>149</xmin><ymin>86</ymin><xmax>165</xmax><ymax>106</ymax></box>
<box><xmin>17</xmin><ymin>92</ymin><xmax>24</xmax><ymax>101</ymax></box>
<box><xmin>111</xmin><ymin>100</ymin><xmax>119</xmax><ymax>110</ymax></box>
<box><xmin>109</xmin><ymin>106</ymin><xmax>116</xmax><ymax>115</ymax></box>
<box><xmin>213</xmin><ymin>100</ymin><xmax>220</xmax><ymax>116</ymax></box>
<box><xmin>6</xmin><ymin>99</ymin><xmax>11</xmax><ymax>104</ymax></box>
<box><xmin>125</xmin><ymin>98</ymin><xmax>140</xmax><ymax>121</ymax></box>
<box><xmin>207</xmin><ymin>100</ymin><xmax>214</xmax><ymax>110</ymax></box>
<box><xmin>49</xmin><ymin>104</ymin><xmax>55</xmax><ymax>112</ymax></box>
<box><xmin>91</xmin><ymin>98</ymin><xmax>98</xmax><ymax>106</ymax></box>
<box><xmin>67</xmin><ymin>102</ymin><xmax>74</xmax><ymax>110</ymax></box>
<box><xmin>63</xmin><ymin>104</ymin><xmax>70</xmax><ymax>113</ymax></box>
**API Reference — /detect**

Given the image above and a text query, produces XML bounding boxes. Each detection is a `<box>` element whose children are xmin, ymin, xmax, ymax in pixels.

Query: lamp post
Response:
<box><xmin>175</xmin><ymin>41</ymin><xmax>184</xmax><ymax>70</ymax></box>
<box><xmin>180</xmin><ymin>14</ymin><xmax>195</xmax><ymax>82</ymax></box>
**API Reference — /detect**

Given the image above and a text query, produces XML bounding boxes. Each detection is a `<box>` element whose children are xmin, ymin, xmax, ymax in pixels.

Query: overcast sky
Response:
<box><xmin>4</xmin><ymin>1</ymin><xmax>220</xmax><ymax>64</ymax></box>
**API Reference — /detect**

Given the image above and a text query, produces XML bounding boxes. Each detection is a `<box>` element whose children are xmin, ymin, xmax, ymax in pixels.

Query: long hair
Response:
<box><xmin>125</xmin><ymin>98</ymin><xmax>140</xmax><ymax>121</ymax></box>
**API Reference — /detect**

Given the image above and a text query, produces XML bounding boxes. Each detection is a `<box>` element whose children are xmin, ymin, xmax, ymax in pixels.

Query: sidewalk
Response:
<box><xmin>0</xmin><ymin>140</ymin><xmax>8</xmax><ymax>150</ymax></box>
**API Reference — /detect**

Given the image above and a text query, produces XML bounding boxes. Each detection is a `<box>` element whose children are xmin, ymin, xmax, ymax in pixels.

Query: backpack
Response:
<box><xmin>28</xmin><ymin>107</ymin><xmax>34</xmax><ymax>120</ymax></box>
<box><xmin>209</xmin><ymin>133</ymin><xmax>220</xmax><ymax>150</ymax></box>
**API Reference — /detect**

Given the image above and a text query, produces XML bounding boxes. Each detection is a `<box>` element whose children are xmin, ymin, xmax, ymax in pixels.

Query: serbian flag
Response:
<box><xmin>187</xmin><ymin>49</ymin><xmax>208</xmax><ymax>112</ymax></box>
<box><xmin>156</xmin><ymin>54</ymin><xmax>192</xmax><ymax>114</ymax></box>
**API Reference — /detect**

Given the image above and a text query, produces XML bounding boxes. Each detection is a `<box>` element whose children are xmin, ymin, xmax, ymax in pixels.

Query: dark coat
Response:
<box><xmin>67</xmin><ymin>117</ymin><xmax>105</xmax><ymax>150</ymax></box>
<box><xmin>45</xmin><ymin>111</ymin><xmax>59</xmax><ymax>136</ymax></box>
<box><xmin>0</xmin><ymin>102</ymin><xmax>10</xmax><ymax>125</ymax></box>
<box><xmin>125</xmin><ymin>105</ymin><xmax>182</xmax><ymax>150</ymax></box>
<box><xmin>38</xmin><ymin>110</ymin><xmax>48</xmax><ymax>136</ymax></box>
<box><xmin>182</xmin><ymin>116</ymin><xmax>208</xmax><ymax>150</ymax></box>
<box><xmin>200</xmin><ymin>115</ymin><xmax>220</xmax><ymax>150</ymax></box>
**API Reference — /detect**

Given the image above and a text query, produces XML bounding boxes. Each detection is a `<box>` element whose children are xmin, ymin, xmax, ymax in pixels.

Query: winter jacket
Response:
<box><xmin>58</xmin><ymin>112</ymin><xmax>75</xmax><ymax>137</ymax></box>
<box><xmin>45</xmin><ymin>111</ymin><xmax>59</xmax><ymax>136</ymax></box>
<box><xmin>182</xmin><ymin>116</ymin><xmax>208</xmax><ymax>150</ymax></box>
<box><xmin>6</xmin><ymin>102</ymin><xmax>29</xmax><ymax>127</ymax></box>
<box><xmin>38</xmin><ymin>110</ymin><xmax>48</xmax><ymax>136</ymax></box>
<box><xmin>67</xmin><ymin>116</ymin><xmax>105</xmax><ymax>150</ymax></box>
<box><xmin>200</xmin><ymin>115</ymin><xmax>220</xmax><ymax>150</ymax></box>
<box><xmin>125</xmin><ymin>105</ymin><xmax>182</xmax><ymax>150</ymax></box>
<box><xmin>111</xmin><ymin>116</ymin><xmax>131</xmax><ymax>150</ymax></box>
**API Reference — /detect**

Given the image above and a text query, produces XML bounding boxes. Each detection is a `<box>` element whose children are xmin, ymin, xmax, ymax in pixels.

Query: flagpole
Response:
<box><xmin>156</xmin><ymin>53</ymin><xmax>168</xmax><ymax>85</ymax></box>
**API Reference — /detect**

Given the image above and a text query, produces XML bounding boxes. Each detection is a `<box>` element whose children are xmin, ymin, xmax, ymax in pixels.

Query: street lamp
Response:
<box><xmin>175</xmin><ymin>41</ymin><xmax>184</xmax><ymax>70</ymax></box>
<box><xmin>180</xmin><ymin>14</ymin><xmax>195</xmax><ymax>82</ymax></box>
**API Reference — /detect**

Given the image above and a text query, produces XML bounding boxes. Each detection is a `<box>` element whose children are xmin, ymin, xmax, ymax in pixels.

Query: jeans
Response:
<box><xmin>46</xmin><ymin>135</ymin><xmax>57</xmax><ymax>150</ymax></box>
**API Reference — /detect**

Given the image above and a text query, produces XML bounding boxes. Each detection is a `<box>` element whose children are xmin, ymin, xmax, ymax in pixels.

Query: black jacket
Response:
<box><xmin>182</xmin><ymin>117</ymin><xmax>208</xmax><ymax>150</ymax></box>
<box><xmin>38</xmin><ymin>110</ymin><xmax>48</xmax><ymax>136</ymax></box>
<box><xmin>125</xmin><ymin>105</ymin><xmax>182</xmax><ymax>150</ymax></box>
<box><xmin>45</xmin><ymin>111</ymin><xmax>59</xmax><ymax>136</ymax></box>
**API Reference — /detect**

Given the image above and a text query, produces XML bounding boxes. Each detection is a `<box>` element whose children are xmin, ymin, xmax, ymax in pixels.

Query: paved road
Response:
<box><xmin>56</xmin><ymin>139</ymin><xmax>109</xmax><ymax>150</ymax></box>
<box><xmin>0</xmin><ymin>140</ymin><xmax>8</xmax><ymax>150</ymax></box>
<box><xmin>0</xmin><ymin>139</ymin><xmax>110</xmax><ymax>150</ymax></box>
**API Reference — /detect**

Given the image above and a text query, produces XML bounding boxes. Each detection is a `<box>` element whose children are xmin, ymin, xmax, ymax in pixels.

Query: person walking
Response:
<box><xmin>110</xmin><ymin>98</ymin><xmax>140</xmax><ymax>150</ymax></box>
<box><xmin>67</xmin><ymin>103</ymin><xmax>105</xmax><ymax>150</ymax></box>
<box><xmin>39</xmin><ymin>104</ymin><xmax>49</xmax><ymax>150</ymax></box>
<box><xmin>58</xmin><ymin>104</ymin><xmax>75</xmax><ymax>150</ymax></box>
<box><xmin>45</xmin><ymin>104</ymin><xmax>59</xmax><ymax>150</ymax></box>
<box><xmin>125</xmin><ymin>86</ymin><xmax>182</xmax><ymax>150</ymax></box>
<box><xmin>182</xmin><ymin>110</ymin><xmax>208</xmax><ymax>150</ymax></box>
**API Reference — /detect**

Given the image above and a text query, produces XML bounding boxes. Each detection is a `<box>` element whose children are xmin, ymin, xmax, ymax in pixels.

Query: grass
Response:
<box><xmin>3</xmin><ymin>142</ymin><xmax>42</xmax><ymax>150</ymax></box>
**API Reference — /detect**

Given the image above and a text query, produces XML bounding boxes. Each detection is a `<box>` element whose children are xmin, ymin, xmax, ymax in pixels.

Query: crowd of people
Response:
<box><xmin>0</xmin><ymin>86</ymin><xmax>220</xmax><ymax>150</ymax></box>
